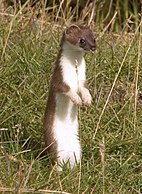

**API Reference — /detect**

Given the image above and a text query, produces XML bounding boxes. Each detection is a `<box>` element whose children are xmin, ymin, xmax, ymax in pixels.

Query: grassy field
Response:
<box><xmin>1</xmin><ymin>6</ymin><xmax>142</xmax><ymax>194</ymax></box>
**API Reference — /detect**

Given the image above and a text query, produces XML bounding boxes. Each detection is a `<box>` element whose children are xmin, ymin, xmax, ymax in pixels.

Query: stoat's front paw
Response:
<box><xmin>82</xmin><ymin>91</ymin><xmax>92</xmax><ymax>105</ymax></box>
<box><xmin>71</xmin><ymin>93</ymin><xmax>82</xmax><ymax>105</ymax></box>
<box><xmin>66</xmin><ymin>90</ymin><xmax>82</xmax><ymax>105</ymax></box>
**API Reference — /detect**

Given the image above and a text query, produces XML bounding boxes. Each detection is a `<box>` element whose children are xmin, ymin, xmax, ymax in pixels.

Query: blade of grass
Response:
<box><xmin>133</xmin><ymin>17</ymin><xmax>141</xmax><ymax>131</ymax></box>
<box><xmin>0</xmin><ymin>187</ymin><xmax>71</xmax><ymax>194</ymax></box>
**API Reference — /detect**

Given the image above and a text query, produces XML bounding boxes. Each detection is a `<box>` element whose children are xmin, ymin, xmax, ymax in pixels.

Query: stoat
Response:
<box><xmin>43</xmin><ymin>25</ymin><xmax>96</xmax><ymax>169</ymax></box>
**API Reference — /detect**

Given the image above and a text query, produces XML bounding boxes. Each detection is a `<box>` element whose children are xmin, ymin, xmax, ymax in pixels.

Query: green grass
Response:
<box><xmin>1</xmin><ymin>12</ymin><xmax>142</xmax><ymax>194</ymax></box>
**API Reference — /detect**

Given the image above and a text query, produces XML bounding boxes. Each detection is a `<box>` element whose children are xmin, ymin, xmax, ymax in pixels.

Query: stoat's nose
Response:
<box><xmin>89</xmin><ymin>39</ymin><xmax>96</xmax><ymax>51</ymax></box>
<box><xmin>91</xmin><ymin>45</ymin><xmax>96</xmax><ymax>51</ymax></box>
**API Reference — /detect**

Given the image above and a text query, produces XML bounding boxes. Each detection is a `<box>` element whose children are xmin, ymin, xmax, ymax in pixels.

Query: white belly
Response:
<box><xmin>53</xmin><ymin>93</ymin><xmax>81</xmax><ymax>168</ymax></box>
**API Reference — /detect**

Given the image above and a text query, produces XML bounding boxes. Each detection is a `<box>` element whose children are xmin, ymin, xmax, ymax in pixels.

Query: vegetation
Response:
<box><xmin>1</xmin><ymin>0</ymin><xmax>141</xmax><ymax>31</ymax></box>
<box><xmin>0</xmin><ymin>1</ymin><xmax>142</xmax><ymax>193</ymax></box>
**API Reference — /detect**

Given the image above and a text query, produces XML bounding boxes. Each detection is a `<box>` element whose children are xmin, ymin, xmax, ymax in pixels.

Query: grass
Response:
<box><xmin>1</xmin><ymin>5</ymin><xmax>142</xmax><ymax>194</ymax></box>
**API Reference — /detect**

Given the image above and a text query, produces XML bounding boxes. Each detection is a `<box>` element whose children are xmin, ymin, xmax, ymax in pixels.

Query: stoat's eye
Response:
<box><xmin>79</xmin><ymin>38</ymin><xmax>86</xmax><ymax>44</ymax></box>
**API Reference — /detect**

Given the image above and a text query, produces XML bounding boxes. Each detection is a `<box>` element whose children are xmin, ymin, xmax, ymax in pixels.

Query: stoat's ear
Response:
<box><xmin>65</xmin><ymin>25</ymin><xmax>80</xmax><ymax>35</ymax></box>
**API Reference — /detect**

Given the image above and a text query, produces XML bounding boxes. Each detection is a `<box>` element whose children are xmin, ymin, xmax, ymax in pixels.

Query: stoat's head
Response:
<box><xmin>64</xmin><ymin>24</ymin><xmax>96</xmax><ymax>52</ymax></box>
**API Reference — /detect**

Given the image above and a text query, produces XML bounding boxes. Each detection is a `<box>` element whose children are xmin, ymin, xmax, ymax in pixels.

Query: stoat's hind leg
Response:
<box><xmin>56</xmin><ymin>144</ymin><xmax>81</xmax><ymax>171</ymax></box>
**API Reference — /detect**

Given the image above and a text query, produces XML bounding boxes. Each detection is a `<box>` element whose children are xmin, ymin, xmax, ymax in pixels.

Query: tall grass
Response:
<box><xmin>1</xmin><ymin>0</ymin><xmax>141</xmax><ymax>31</ymax></box>
<box><xmin>0</xmin><ymin>1</ymin><xmax>142</xmax><ymax>194</ymax></box>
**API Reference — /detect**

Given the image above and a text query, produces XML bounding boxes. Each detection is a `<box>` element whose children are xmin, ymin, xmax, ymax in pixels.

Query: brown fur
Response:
<box><xmin>43</xmin><ymin>46</ymin><xmax>70</xmax><ymax>162</ymax></box>
<box><xmin>65</xmin><ymin>25</ymin><xmax>96</xmax><ymax>51</ymax></box>
<box><xmin>83</xmin><ymin>80</ymin><xmax>89</xmax><ymax>89</ymax></box>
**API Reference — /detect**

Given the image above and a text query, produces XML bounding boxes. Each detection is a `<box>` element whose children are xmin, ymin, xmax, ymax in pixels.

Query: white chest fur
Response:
<box><xmin>61</xmin><ymin>52</ymin><xmax>86</xmax><ymax>92</ymax></box>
